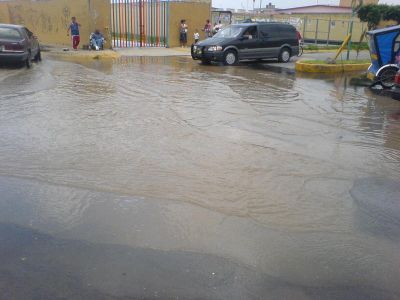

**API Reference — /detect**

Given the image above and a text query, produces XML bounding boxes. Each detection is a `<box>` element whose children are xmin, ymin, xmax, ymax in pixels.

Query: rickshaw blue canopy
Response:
<box><xmin>367</xmin><ymin>25</ymin><xmax>400</xmax><ymax>67</ymax></box>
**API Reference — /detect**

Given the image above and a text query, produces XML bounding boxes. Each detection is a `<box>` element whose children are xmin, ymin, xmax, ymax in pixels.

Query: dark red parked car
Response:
<box><xmin>0</xmin><ymin>24</ymin><xmax>41</xmax><ymax>68</ymax></box>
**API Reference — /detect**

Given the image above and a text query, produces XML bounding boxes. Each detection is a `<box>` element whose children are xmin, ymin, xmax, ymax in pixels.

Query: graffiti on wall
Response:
<box><xmin>61</xmin><ymin>6</ymin><xmax>71</xmax><ymax>30</ymax></box>
<box><xmin>7</xmin><ymin>5</ymin><xmax>25</xmax><ymax>25</ymax></box>
<box><xmin>1</xmin><ymin>0</ymin><xmax>112</xmax><ymax>45</ymax></box>
<box><xmin>7</xmin><ymin>3</ymin><xmax>72</xmax><ymax>33</ymax></box>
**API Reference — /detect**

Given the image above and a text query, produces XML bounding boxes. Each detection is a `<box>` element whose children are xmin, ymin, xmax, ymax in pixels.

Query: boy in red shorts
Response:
<box><xmin>67</xmin><ymin>17</ymin><xmax>81</xmax><ymax>50</ymax></box>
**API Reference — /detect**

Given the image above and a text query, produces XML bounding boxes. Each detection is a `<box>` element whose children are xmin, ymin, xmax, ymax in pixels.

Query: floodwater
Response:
<box><xmin>0</xmin><ymin>56</ymin><xmax>400</xmax><ymax>300</ymax></box>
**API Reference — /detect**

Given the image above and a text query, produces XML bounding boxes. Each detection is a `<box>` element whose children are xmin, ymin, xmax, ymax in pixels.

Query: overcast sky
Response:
<box><xmin>212</xmin><ymin>0</ymin><xmax>399</xmax><ymax>10</ymax></box>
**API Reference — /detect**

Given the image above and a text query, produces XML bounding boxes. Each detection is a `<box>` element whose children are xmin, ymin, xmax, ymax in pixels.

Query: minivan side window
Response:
<box><xmin>259</xmin><ymin>25</ymin><xmax>276</xmax><ymax>39</ymax></box>
<box><xmin>260</xmin><ymin>24</ymin><xmax>295</xmax><ymax>39</ymax></box>
<box><xmin>242</xmin><ymin>26</ymin><xmax>258</xmax><ymax>39</ymax></box>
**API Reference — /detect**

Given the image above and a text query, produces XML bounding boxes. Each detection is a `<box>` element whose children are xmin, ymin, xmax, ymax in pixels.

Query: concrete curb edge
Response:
<box><xmin>295</xmin><ymin>61</ymin><xmax>370</xmax><ymax>73</ymax></box>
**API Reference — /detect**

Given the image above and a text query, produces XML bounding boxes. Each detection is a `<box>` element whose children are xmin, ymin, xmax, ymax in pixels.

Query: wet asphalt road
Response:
<box><xmin>0</xmin><ymin>56</ymin><xmax>399</xmax><ymax>300</ymax></box>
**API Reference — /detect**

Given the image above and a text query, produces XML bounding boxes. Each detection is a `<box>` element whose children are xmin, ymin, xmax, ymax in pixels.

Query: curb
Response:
<box><xmin>46</xmin><ymin>50</ymin><xmax>121</xmax><ymax>60</ymax></box>
<box><xmin>295</xmin><ymin>61</ymin><xmax>370</xmax><ymax>73</ymax></box>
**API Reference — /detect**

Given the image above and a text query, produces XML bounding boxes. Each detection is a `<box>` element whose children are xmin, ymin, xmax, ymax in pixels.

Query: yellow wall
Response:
<box><xmin>0</xmin><ymin>3</ymin><xmax>10</xmax><ymax>24</ymax></box>
<box><xmin>168</xmin><ymin>2</ymin><xmax>211</xmax><ymax>47</ymax></box>
<box><xmin>378</xmin><ymin>20</ymin><xmax>399</xmax><ymax>28</ymax></box>
<box><xmin>0</xmin><ymin>0</ymin><xmax>209</xmax><ymax>48</ymax></box>
<box><xmin>88</xmin><ymin>0</ymin><xmax>112</xmax><ymax>44</ymax></box>
<box><xmin>0</xmin><ymin>0</ymin><xmax>110</xmax><ymax>48</ymax></box>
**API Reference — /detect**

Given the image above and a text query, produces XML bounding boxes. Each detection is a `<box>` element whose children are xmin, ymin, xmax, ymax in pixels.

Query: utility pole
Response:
<box><xmin>347</xmin><ymin>0</ymin><xmax>362</xmax><ymax>60</ymax></box>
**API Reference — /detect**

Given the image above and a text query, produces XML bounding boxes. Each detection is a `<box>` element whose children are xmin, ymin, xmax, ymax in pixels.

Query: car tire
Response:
<box><xmin>26</xmin><ymin>53</ymin><xmax>32</xmax><ymax>69</ymax></box>
<box><xmin>379</xmin><ymin>67</ymin><xmax>398</xmax><ymax>89</ymax></box>
<box><xmin>278</xmin><ymin>47</ymin><xmax>291</xmax><ymax>63</ymax></box>
<box><xmin>224</xmin><ymin>50</ymin><xmax>238</xmax><ymax>66</ymax></box>
<box><xmin>34</xmin><ymin>49</ymin><xmax>41</xmax><ymax>62</ymax></box>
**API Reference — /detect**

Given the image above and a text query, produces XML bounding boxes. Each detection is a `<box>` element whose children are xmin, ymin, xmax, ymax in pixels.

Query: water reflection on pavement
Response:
<box><xmin>0</xmin><ymin>57</ymin><xmax>399</xmax><ymax>299</ymax></box>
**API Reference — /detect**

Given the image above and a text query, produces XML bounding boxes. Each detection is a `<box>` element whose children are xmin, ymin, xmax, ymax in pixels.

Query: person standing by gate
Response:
<box><xmin>179</xmin><ymin>19</ymin><xmax>188</xmax><ymax>48</ymax></box>
<box><xmin>67</xmin><ymin>17</ymin><xmax>81</xmax><ymax>50</ymax></box>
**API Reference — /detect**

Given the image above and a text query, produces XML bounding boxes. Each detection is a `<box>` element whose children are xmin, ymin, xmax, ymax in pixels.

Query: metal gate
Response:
<box><xmin>111</xmin><ymin>0</ymin><xmax>169</xmax><ymax>48</ymax></box>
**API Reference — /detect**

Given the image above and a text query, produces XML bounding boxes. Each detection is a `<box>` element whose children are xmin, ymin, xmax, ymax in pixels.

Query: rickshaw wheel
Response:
<box><xmin>379</xmin><ymin>67</ymin><xmax>398</xmax><ymax>89</ymax></box>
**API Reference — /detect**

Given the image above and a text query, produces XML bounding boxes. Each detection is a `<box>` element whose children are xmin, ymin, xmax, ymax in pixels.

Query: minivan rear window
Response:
<box><xmin>0</xmin><ymin>27</ymin><xmax>22</xmax><ymax>40</ymax></box>
<box><xmin>260</xmin><ymin>24</ymin><xmax>295</xmax><ymax>38</ymax></box>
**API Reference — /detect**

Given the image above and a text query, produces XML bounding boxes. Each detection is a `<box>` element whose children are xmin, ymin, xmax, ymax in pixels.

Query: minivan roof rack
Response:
<box><xmin>240</xmin><ymin>20</ymin><xmax>291</xmax><ymax>25</ymax></box>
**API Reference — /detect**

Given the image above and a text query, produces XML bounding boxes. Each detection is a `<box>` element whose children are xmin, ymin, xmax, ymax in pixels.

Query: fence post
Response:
<box><xmin>347</xmin><ymin>14</ymin><xmax>355</xmax><ymax>60</ymax></box>
<box><xmin>166</xmin><ymin>0</ymin><xmax>170</xmax><ymax>48</ymax></box>
<box><xmin>111</xmin><ymin>0</ymin><xmax>115</xmax><ymax>48</ymax></box>
<box><xmin>315</xmin><ymin>18</ymin><xmax>319</xmax><ymax>44</ymax></box>
<box><xmin>327</xmin><ymin>17</ymin><xmax>331</xmax><ymax>46</ymax></box>
<box><xmin>139</xmin><ymin>0</ymin><xmax>143</xmax><ymax>47</ymax></box>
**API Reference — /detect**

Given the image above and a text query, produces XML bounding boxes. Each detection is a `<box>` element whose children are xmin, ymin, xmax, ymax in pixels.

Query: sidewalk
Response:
<box><xmin>42</xmin><ymin>44</ymin><xmax>192</xmax><ymax>60</ymax></box>
<box><xmin>42</xmin><ymin>44</ymin><xmax>120</xmax><ymax>59</ymax></box>
<box><xmin>115</xmin><ymin>47</ymin><xmax>191</xmax><ymax>57</ymax></box>
<box><xmin>42</xmin><ymin>44</ymin><xmax>370</xmax><ymax>72</ymax></box>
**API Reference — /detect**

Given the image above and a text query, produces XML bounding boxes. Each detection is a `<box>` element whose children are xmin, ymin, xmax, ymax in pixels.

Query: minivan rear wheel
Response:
<box><xmin>224</xmin><ymin>50</ymin><xmax>238</xmax><ymax>66</ymax></box>
<box><xmin>34</xmin><ymin>49</ymin><xmax>42</xmax><ymax>62</ymax></box>
<box><xmin>278</xmin><ymin>47</ymin><xmax>291</xmax><ymax>63</ymax></box>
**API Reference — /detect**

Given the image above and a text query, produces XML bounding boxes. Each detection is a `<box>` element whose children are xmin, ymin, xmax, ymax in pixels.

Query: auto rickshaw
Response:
<box><xmin>366</xmin><ymin>25</ymin><xmax>400</xmax><ymax>88</ymax></box>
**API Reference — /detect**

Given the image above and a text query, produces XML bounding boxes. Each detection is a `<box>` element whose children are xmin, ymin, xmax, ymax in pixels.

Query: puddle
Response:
<box><xmin>0</xmin><ymin>57</ymin><xmax>399</xmax><ymax>299</ymax></box>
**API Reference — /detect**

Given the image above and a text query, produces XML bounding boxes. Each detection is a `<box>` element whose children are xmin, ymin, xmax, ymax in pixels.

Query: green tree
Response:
<box><xmin>358</xmin><ymin>5</ymin><xmax>381</xmax><ymax>29</ymax></box>
<box><xmin>383</xmin><ymin>6</ymin><xmax>400</xmax><ymax>24</ymax></box>
<box><xmin>357</xmin><ymin>4</ymin><xmax>370</xmax><ymax>23</ymax></box>
<box><xmin>358</xmin><ymin>4</ymin><xmax>400</xmax><ymax>30</ymax></box>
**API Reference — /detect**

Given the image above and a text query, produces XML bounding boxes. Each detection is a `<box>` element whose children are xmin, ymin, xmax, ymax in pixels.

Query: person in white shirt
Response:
<box><xmin>213</xmin><ymin>20</ymin><xmax>223</xmax><ymax>34</ymax></box>
<box><xmin>179</xmin><ymin>19</ymin><xmax>188</xmax><ymax>47</ymax></box>
<box><xmin>194</xmin><ymin>29</ymin><xmax>200</xmax><ymax>44</ymax></box>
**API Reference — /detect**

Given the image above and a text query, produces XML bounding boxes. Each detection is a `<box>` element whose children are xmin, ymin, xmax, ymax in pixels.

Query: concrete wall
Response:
<box><xmin>0</xmin><ymin>3</ymin><xmax>10</xmax><ymax>25</ymax></box>
<box><xmin>0</xmin><ymin>0</ymin><xmax>110</xmax><ymax>47</ymax></box>
<box><xmin>168</xmin><ymin>2</ymin><xmax>211</xmax><ymax>47</ymax></box>
<box><xmin>0</xmin><ymin>0</ymin><xmax>209</xmax><ymax>48</ymax></box>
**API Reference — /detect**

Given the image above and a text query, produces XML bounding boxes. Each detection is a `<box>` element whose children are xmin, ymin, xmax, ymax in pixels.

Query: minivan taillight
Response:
<box><xmin>395</xmin><ymin>72</ymin><xmax>400</xmax><ymax>85</ymax></box>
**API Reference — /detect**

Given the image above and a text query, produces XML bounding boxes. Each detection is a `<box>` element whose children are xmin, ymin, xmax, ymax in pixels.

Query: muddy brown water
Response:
<box><xmin>0</xmin><ymin>56</ymin><xmax>400</xmax><ymax>299</ymax></box>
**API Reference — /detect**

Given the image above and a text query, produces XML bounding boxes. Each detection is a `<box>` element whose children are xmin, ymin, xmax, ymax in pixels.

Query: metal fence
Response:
<box><xmin>110</xmin><ymin>0</ymin><xmax>170</xmax><ymax>48</ymax></box>
<box><xmin>299</xmin><ymin>17</ymin><xmax>366</xmax><ymax>45</ymax></box>
<box><xmin>232</xmin><ymin>14</ymin><xmax>367</xmax><ymax>45</ymax></box>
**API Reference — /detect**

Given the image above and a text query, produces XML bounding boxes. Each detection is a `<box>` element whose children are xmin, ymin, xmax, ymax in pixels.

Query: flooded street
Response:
<box><xmin>0</xmin><ymin>56</ymin><xmax>400</xmax><ymax>299</ymax></box>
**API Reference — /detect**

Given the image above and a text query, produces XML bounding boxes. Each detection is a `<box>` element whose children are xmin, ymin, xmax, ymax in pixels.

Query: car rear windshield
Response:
<box><xmin>0</xmin><ymin>27</ymin><xmax>22</xmax><ymax>40</ymax></box>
